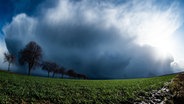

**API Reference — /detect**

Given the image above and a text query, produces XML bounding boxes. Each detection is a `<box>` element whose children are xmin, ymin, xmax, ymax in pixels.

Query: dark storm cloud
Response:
<box><xmin>3</xmin><ymin>0</ymin><xmax>179</xmax><ymax>78</ymax></box>
<box><xmin>0</xmin><ymin>0</ymin><xmax>45</xmax><ymax>31</ymax></box>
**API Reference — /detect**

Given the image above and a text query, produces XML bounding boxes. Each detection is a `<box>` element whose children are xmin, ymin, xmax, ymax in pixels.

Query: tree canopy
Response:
<box><xmin>4</xmin><ymin>52</ymin><xmax>15</xmax><ymax>71</ymax></box>
<box><xmin>19</xmin><ymin>41</ymin><xmax>42</xmax><ymax>75</ymax></box>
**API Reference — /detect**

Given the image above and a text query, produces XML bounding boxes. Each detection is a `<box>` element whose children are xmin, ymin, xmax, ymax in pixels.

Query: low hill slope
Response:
<box><xmin>0</xmin><ymin>70</ymin><xmax>175</xmax><ymax>104</ymax></box>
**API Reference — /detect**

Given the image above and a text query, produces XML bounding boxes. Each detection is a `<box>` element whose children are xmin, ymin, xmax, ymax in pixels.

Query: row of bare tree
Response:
<box><xmin>41</xmin><ymin>61</ymin><xmax>88</xmax><ymax>79</ymax></box>
<box><xmin>4</xmin><ymin>41</ymin><xmax>88</xmax><ymax>79</ymax></box>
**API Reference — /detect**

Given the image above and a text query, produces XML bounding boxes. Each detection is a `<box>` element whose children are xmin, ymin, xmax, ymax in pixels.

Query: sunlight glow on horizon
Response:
<box><xmin>134</xmin><ymin>9</ymin><xmax>181</xmax><ymax>61</ymax></box>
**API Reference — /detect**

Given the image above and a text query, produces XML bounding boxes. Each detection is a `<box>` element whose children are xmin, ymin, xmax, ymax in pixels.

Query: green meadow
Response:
<box><xmin>0</xmin><ymin>70</ymin><xmax>175</xmax><ymax>104</ymax></box>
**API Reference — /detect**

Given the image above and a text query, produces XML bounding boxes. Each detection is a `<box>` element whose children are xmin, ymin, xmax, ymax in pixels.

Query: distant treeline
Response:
<box><xmin>4</xmin><ymin>41</ymin><xmax>88</xmax><ymax>79</ymax></box>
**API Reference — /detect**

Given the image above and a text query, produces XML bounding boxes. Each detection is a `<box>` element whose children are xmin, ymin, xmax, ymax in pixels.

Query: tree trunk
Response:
<box><xmin>48</xmin><ymin>72</ymin><xmax>50</xmax><ymax>77</ymax></box>
<box><xmin>8</xmin><ymin>63</ymin><xmax>10</xmax><ymax>71</ymax></box>
<box><xmin>28</xmin><ymin>64</ymin><xmax>31</xmax><ymax>76</ymax></box>
<box><xmin>62</xmin><ymin>73</ymin><xmax>64</xmax><ymax>79</ymax></box>
<box><xmin>52</xmin><ymin>72</ymin><xmax>55</xmax><ymax>78</ymax></box>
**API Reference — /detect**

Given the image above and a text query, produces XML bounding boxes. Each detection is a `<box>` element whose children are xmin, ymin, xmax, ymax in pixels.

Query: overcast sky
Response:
<box><xmin>0</xmin><ymin>0</ymin><xmax>184</xmax><ymax>79</ymax></box>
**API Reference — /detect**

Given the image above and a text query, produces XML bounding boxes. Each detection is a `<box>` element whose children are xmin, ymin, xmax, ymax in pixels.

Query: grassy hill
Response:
<box><xmin>0</xmin><ymin>70</ymin><xmax>175</xmax><ymax>104</ymax></box>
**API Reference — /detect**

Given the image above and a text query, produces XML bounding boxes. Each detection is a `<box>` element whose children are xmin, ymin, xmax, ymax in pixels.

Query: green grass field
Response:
<box><xmin>0</xmin><ymin>70</ymin><xmax>175</xmax><ymax>104</ymax></box>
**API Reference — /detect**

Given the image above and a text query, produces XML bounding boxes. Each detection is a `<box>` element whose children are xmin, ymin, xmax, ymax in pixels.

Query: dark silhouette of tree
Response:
<box><xmin>41</xmin><ymin>61</ymin><xmax>53</xmax><ymax>77</ymax></box>
<box><xmin>19</xmin><ymin>41</ymin><xmax>42</xmax><ymax>75</ymax></box>
<box><xmin>3</xmin><ymin>52</ymin><xmax>15</xmax><ymax>71</ymax></box>
<box><xmin>66</xmin><ymin>69</ymin><xmax>77</xmax><ymax>78</ymax></box>
<box><xmin>51</xmin><ymin>63</ymin><xmax>59</xmax><ymax>78</ymax></box>
<box><xmin>59</xmin><ymin>66</ymin><xmax>65</xmax><ymax>78</ymax></box>
<box><xmin>66</xmin><ymin>69</ymin><xmax>88</xmax><ymax>79</ymax></box>
<box><xmin>77</xmin><ymin>73</ymin><xmax>88</xmax><ymax>79</ymax></box>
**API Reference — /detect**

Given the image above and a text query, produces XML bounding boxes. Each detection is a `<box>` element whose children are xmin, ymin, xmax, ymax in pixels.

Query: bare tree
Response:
<box><xmin>66</xmin><ymin>69</ymin><xmax>77</xmax><ymax>78</ymax></box>
<box><xmin>59</xmin><ymin>66</ymin><xmax>65</xmax><ymax>78</ymax></box>
<box><xmin>77</xmin><ymin>73</ymin><xmax>88</xmax><ymax>79</ymax></box>
<box><xmin>3</xmin><ymin>52</ymin><xmax>15</xmax><ymax>71</ymax></box>
<box><xmin>51</xmin><ymin>63</ymin><xmax>59</xmax><ymax>78</ymax></box>
<box><xmin>19</xmin><ymin>41</ymin><xmax>42</xmax><ymax>75</ymax></box>
<box><xmin>41</xmin><ymin>61</ymin><xmax>53</xmax><ymax>77</ymax></box>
